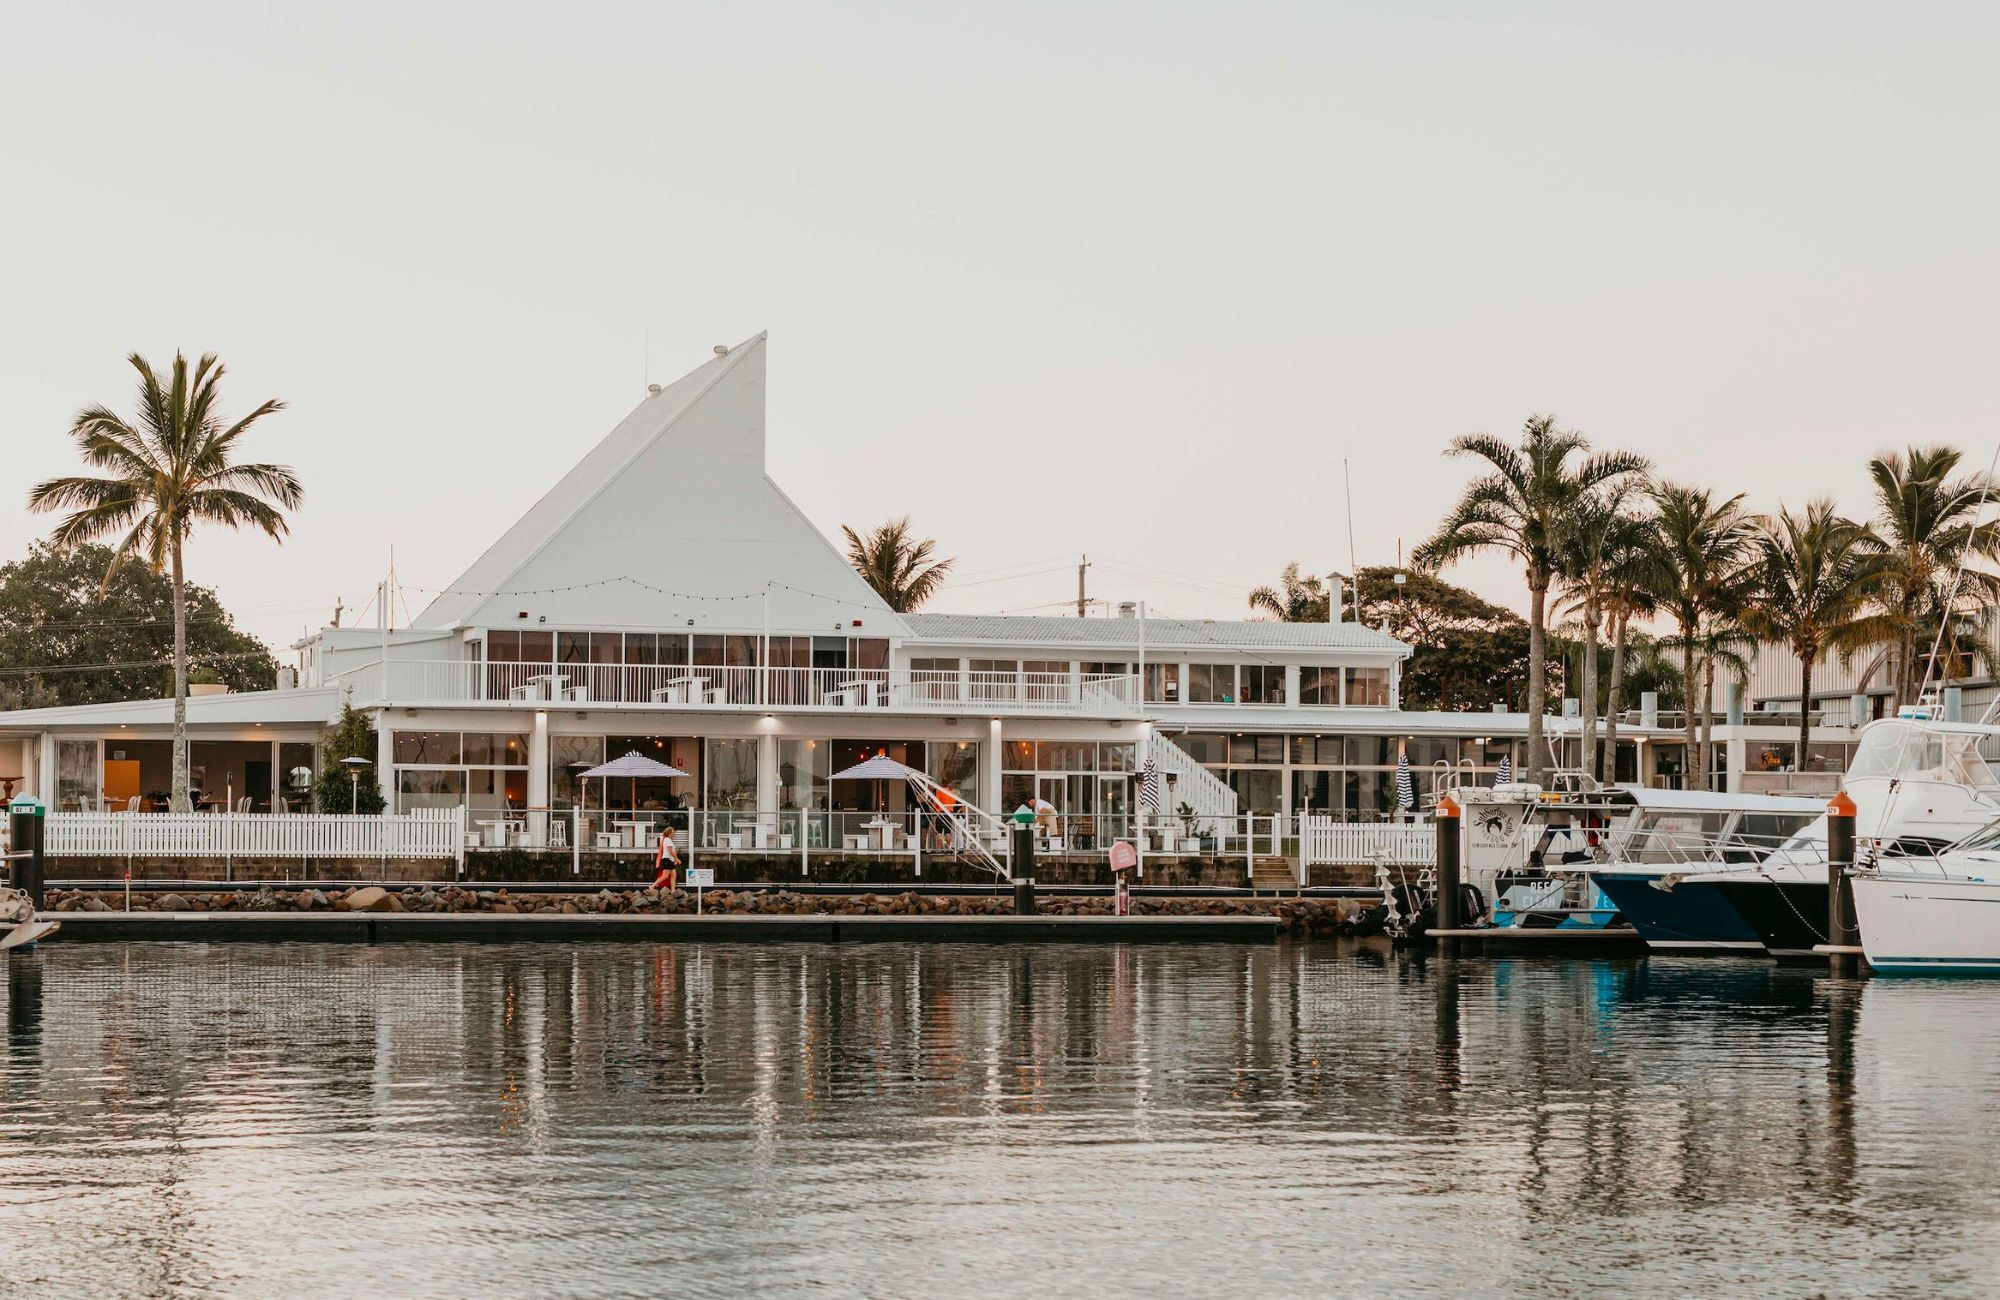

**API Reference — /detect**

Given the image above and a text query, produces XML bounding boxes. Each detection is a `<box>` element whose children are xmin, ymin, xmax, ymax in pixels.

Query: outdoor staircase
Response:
<box><xmin>1249</xmin><ymin>856</ymin><xmax>1299</xmax><ymax>894</ymax></box>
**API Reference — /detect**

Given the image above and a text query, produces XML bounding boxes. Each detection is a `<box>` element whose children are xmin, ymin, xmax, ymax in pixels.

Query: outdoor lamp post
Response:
<box><xmin>341</xmin><ymin>755</ymin><xmax>372</xmax><ymax>814</ymax></box>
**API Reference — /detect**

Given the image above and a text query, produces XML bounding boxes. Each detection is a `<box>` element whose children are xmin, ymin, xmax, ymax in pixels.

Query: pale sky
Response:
<box><xmin>4</xmin><ymin>1</ymin><xmax>1997</xmax><ymax>648</ymax></box>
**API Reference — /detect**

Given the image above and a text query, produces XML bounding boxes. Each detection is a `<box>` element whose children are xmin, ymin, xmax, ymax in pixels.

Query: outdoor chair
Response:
<box><xmin>125</xmin><ymin>796</ymin><xmax>141</xmax><ymax>813</ymax></box>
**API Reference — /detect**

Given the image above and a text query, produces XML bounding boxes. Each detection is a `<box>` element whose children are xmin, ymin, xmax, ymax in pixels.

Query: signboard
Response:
<box><xmin>683</xmin><ymin>868</ymin><xmax>715</xmax><ymax>888</ymax></box>
<box><xmin>1109</xmin><ymin>841</ymin><xmax>1138</xmax><ymax>874</ymax></box>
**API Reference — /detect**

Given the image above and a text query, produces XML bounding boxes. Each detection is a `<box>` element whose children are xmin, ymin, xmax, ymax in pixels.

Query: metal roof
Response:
<box><xmin>904</xmin><ymin>613</ymin><xmax>1407</xmax><ymax>654</ymax></box>
<box><xmin>0</xmin><ymin>687</ymin><xmax>343</xmax><ymax>732</ymax></box>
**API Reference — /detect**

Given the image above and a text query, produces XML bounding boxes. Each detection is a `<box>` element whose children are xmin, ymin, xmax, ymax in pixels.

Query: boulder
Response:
<box><xmin>155</xmin><ymin>893</ymin><xmax>191</xmax><ymax>912</ymax></box>
<box><xmin>489</xmin><ymin>901</ymin><xmax>519</xmax><ymax>914</ymax></box>
<box><xmin>81</xmin><ymin>896</ymin><xmax>113</xmax><ymax>912</ymax></box>
<box><xmin>344</xmin><ymin>886</ymin><xmax>401</xmax><ymax>913</ymax></box>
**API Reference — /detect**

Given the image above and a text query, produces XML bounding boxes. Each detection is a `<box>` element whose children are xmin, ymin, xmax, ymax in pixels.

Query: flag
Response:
<box><xmin>1395</xmin><ymin>750</ymin><xmax>1415</xmax><ymax>813</ymax></box>
<box><xmin>1140</xmin><ymin>757</ymin><xmax>1161</xmax><ymax>812</ymax></box>
<box><xmin>1494</xmin><ymin>755</ymin><xmax>1512</xmax><ymax>786</ymax></box>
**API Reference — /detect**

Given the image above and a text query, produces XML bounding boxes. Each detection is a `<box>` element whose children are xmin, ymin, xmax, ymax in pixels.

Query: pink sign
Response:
<box><xmin>1109</xmin><ymin>841</ymin><xmax>1138</xmax><ymax>873</ymax></box>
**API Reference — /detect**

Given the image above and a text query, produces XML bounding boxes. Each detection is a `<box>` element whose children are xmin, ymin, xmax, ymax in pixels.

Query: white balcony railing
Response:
<box><xmin>340</xmin><ymin>661</ymin><xmax>1141</xmax><ymax>716</ymax></box>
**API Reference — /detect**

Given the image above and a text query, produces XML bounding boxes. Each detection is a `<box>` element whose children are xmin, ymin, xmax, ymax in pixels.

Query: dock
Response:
<box><xmin>46</xmin><ymin>910</ymin><xmax>1284</xmax><ymax>944</ymax></box>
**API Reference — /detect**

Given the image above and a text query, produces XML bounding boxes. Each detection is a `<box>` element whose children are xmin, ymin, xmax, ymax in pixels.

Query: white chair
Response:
<box><xmin>125</xmin><ymin>796</ymin><xmax>141</xmax><ymax>813</ymax></box>
<box><xmin>236</xmin><ymin>796</ymin><xmax>252</xmax><ymax>813</ymax></box>
<box><xmin>845</xmin><ymin>834</ymin><xmax>868</xmax><ymax>851</ymax></box>
<box><xmin>561</xmin><ymin>684</ymin><xmax>590</xmax><ymax>702</ymax></box>
<box><xmin>703</xmin><ymin>686</ymin><xmax>728</xmax><ymax>704</ymax></box>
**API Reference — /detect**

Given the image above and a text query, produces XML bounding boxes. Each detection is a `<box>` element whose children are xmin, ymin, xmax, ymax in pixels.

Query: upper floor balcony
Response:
<box><xmin>339</xmin><ymin>660</ymin><xmax>1142</xmax><ymax>717</ymax></box>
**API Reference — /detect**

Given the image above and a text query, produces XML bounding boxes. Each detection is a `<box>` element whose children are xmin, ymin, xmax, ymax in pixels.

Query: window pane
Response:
<box><xmin>1178</xmin><ymin>732</ymin><xmax>1227</xmax><ymax>764</ymax></box>
<box><xmin>704</xmin><ymin>738</ymin><xmax>759</xmax><ymax>810</ymax></box>
<box><xmin>1003</xmin><ymin>740</ymin><xmax>1036</xmax><ymax>770</ymax></box>
<box><xmin>463</xmin><ymin>733</ymin><xmax>529</xmax><ymax>766</ymax></box>
<box><xmin>518</xmin><ymin>630</ymin><xmax>553</xmax><ymax>662</ymax></box>
<box><xmin>778</xmin><ymin>738</ymin><xmax>829</xmax><ymax>810</ymax></box>
<box><xmin>557</xmin><ymin>631</ymin><xmax>590</xmax><ymax>664</ymax></box>
<box><xmin>852</xmin><ymin>638</ymin><xmax>889</xmax><ymax>671</ymax></box>
<box><xmin>591</xmin><ymin>632</ymin><xmax>622</xmax><ymax>664</ymax></box>
<box><xmin>1039</xmin><ymin>741</ymin><xmax>1094</xmax><ymax>772</ymax></box>
<box><xmin>1299</xmin><ymin>666</ymin><xmax>1335</xmax><ymax>705</ymax></box>
<box><xmin>624</xmin><ymin>633</ymin><xmax>658</xmax><ymax>665</ymax></box>
<box><xmin>1345</xmin><ymin>735</ymin><xmax>1394</xmax><ymax>767</ymax></box>
<box><xmin>397</xmin><ymin>768</ymin><xmax>465</xmax><ymax>812</ymax></box>
<box><xmin>1100</xmin><ymin>742</ymin><xmax>1135</xmax><ymax>772</ymax></box>
<box><xmin>925</xmin><ymin>740</ymin><xmax>979</xmax><ymax>801</ymax></box>
<box><xmin>487</xmin><ymin>630</ymin><xmax>520</xmax><ymax>661</ymax></box>
<box><xmin>1344</xmin><ymin>666</ymin><xmax>1390</xmax><ymax>707</ymax></box>
<box><xmin>1145</xmin><ymin>664</ymin><xmax>1180</xmax><ymax>703</ymax></box>
<box><xmin>393</xmin><ymin>731</ymin><xmax>460</xmax><ymax>765</ymax></box>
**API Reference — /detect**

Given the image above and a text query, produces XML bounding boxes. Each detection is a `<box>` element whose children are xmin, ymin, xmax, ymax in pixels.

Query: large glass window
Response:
<box><xmin>778</xmin><ymin>739</ymin><xmax>828</xmax><ymax>810</ymax></box>
<box><xmin>278</xmin><ymin>741</ymin><xmax>317</xmax><ymax>811</ymax></box>
<box><xmin>57</xmin><ymin>739</ymin><xmax>98</xmax><ymax>810</ymax></box>
<box><xmin>519</xmin><ymin>629</ymin><xmax>553</xmax><ymax>662</ymax></box>
<box><xmin>1299</xmin><ymin>666</ymin><xmax>1338</xmax><ymax>706</ymax></box>
<box><xmin>399</xmin><ymin>769</ymin><xmax>465</xmax><ymax>812</ymax></box>
<box><xmin>1186</xmin><ymin>663</ymin><xmax>1236</xmax><ymax>704</ymax></box>
<box><xmin>1037</xmin><ymin>741</ymin><xmax>1096</xmax><ymax>772</ymax></box>
<box><xmin>1144</xmin><ymin>664</ymin><xmax>1180</xmax><ymax>704</ymax></box>
<box><xmin>1176</xmin><ymin>732</ymin><xmax>1228</xmax><ymax>764</ymax></box>
<box><xmin>557</xmin><ymin>630</ymin><xmax>591</xmax><ymax>665</ymax></box>
<box><xmin>1289</xmin><ymin>735</ymin><xmax>1342</xmax><ymax>765</ymax></box>
<box><xmin>590</xmin><ymin>632</ymin><xmax>623</xmax><ymax>664</ymax></box>
<box><xmin>1344</xmin><ymin>666</ymin><xmax>1391</xmax><ymax>707</ymax></box>
<box><xmin>550</xmin><ymin>735</ymin><xmax>605</xmax><ymax>808</ymax></box>
<box><xmin>1240</xmin><ymin>665</ymin><xmax>1285</xmax><ymax>704</ymax></box>
<box><xmin>487</xmin><ymin>629</ymin><xmax>519</xmax><ymax>661</ymax></box>
<box><xmin>705</xmin><ymin>738</ymin><xmax>759</xmax><ymax>811</ymax></box>
<box><xmin>925</xmin><ymin>740</ymin><xmax>979</xmax><ymax>802</ymax></box>
<box><xmin>393</xmin><ymin>731</ymin><xmax>460</xmax><ymax>765</ymax></box>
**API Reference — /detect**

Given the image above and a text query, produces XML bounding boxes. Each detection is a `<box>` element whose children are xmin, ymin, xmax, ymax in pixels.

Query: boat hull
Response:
<box><xmin>1707</xmin><ymin>879</ymin><xmax>1830</xmax><ymax>961</ymax></box>
<box><xmin>1854</xmin><ymin>873</ymin><xmax>2000</xmax><ymax>975</ymax></box>
<box><xmin>1590</xmin><ymin>873</ymin><xmax>1765</xmax><ymax>953</ymax></box>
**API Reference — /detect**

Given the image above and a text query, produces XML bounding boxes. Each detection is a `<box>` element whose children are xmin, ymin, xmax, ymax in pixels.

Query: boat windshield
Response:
<box><xmin>1845</xmin><ymin>722</ymin><xmax>2000</xmax><ymax>793</ymax></box>
<box><xmin>1948</xmin><ymin>820</ymin><xmax>2000</xmax><ymax>854</ymax></box>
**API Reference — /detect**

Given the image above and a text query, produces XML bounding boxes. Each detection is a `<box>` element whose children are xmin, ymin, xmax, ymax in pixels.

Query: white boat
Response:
<box><xmin>1853</xmin><ymin>827</ymin><xmax>2000</xmax><ymax>974</ymax></box>
<box><xmin>0</xmin><ymin>887</ymin><xmax>57</xmax><ymax>951</ymax></box>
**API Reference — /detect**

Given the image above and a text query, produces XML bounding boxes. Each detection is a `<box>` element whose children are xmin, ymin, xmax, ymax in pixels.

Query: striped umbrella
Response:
<box><xmin>1395</xmin><ymin>749</ymin><xmax>1415</xmax><ymax>814</ymax></box>
<box><xmin>1139</xmin><ymin>757</ymin><xmax>1161</xmax><ymax>812</ymax></box>
<box><xmin>1494</xmin><ymin>755</ymin><xmax>1512</xmax><ymax>786</ymax></box>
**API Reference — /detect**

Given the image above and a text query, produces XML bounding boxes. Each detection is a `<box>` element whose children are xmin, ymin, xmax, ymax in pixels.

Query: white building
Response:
<box><xmin>0</xmin><ymin>335</ymin><xmax>1655</xmax><ymax>853</ymax></box>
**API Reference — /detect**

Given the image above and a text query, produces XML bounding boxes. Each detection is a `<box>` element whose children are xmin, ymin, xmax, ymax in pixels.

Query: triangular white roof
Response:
<box><xmin>414</xmin><ymin>334</ymin><xmax>906</xmax><ymax>638</ymax></box>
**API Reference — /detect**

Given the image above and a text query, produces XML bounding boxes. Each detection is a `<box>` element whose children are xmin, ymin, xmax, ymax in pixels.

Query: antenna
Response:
<box><xmin>1344</xmin><ymin>457</ymin><xmax>1358</xmax><ymax>581</ymax></box>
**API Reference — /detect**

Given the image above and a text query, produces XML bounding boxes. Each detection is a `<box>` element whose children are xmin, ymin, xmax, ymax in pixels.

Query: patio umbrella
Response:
<box><xmin>830</xmin><ymin>751</ymin><xmax>924</xmax><ymax>819</ymax></box>
<box><xmin>1493</xmin><ymin>754</ymin><xmax>1512</xmax><ymax>786</ymax></box>
<box><xmin>1139</xmin><ymin>756</ymin><xmax>1160</xmax><ymax>812</ymax></box>
<box><xmin>1395</xmin><ymin>748</ymin><xmax>1415</xmax><ymax>815</ymax></box>
<box><xmin>580</xmin><ymin>751</ymin><xmax>689</xmax><ymax>816</ymax></box>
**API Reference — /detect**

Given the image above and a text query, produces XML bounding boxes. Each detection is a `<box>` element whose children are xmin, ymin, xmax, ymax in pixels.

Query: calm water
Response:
<box><xmin>1</xmin><ymin>941</ymin><xmax>1996</xmax><ymax>1299</ymax></box>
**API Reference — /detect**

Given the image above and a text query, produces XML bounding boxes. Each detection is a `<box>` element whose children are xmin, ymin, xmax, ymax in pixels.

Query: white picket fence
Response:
<box><xmin>1299</xmin><ymin>817</ymin><xmax>1435</xmax><ymax>868</ymax></box>
<box><xmin>43</xmin><ymin>808</ymin><xmax>467</xmax><ymax>863</ymax></box>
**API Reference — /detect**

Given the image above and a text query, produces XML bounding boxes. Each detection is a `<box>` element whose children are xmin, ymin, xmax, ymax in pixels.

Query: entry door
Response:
<box><xmin>245</xmin><ymin>760</ymin><xmax>273</xmax><ymax>812</ymax></box>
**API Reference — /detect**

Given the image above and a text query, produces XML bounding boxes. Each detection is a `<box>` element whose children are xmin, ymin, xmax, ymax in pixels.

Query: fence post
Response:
<box><xmin>801</xmin><ymin>811</ymin><xmax>810</xmax><ymax>877</ymax></box>
<box><xmin>1243</xmin><ymin>815</ymin><xmax>1253</xmax><ymax>881</ymax></box>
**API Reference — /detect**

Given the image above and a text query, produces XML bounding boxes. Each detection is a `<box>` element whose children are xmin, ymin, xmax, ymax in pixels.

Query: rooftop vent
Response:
<box><xmin>1117</xmin><ymin>601</ymin><xmax>1137</xmax><ymax>619</ymax></box>
<box><xmin>713</xmin><ymin>344</ymin><xmax>730</xmax><ymax>357</ymax></box>
<box><xmin>647</xmin><ymin>383</ymin><xmax>662</xmax><ymax>396</ymax></box>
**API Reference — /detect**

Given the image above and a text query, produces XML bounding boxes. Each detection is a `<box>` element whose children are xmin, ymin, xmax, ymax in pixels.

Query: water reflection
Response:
<box><xmin>2</xmin><ymin>941</ymin><xmax>1996</xmax><ymax>1298</ymax></box>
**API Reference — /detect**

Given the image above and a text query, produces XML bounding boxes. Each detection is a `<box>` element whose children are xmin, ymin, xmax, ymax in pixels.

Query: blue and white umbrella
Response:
<box><xmin>1139</xmin><ymin>757</ymin><xmax>1161</xmax><ymax>812</ymax></box>
<box><xmin>1493</xmin><ymin>754</ymin><xmax>1512</xmax><ymax>786</ymax></box>
<box><xmin>1395</xmin><ymin>749</ymin><xmax>1415</xmax><ymax>813</ymax></box>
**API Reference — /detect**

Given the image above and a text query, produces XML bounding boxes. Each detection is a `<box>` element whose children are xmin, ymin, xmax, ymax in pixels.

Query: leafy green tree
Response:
<box><xmin>27</xmin><ymin>352</ymin><xmax>300</xmax><ymax>811</ymax></box>
<box><xmin>1414</xmin><ymin>415</ymin><xmax>1647</xmax><ymax>781</ymax></box>
<box><xmin>1743</xmin><ymin>501</ymin><xmax>1888</xmax><ymax>764</ymax></box>
<box><xmin>1352</xmin><ymin>566</ymin><xmax>1550</xmax><ymax>711</ymax></box>
<box><xmin>1248</xmin><ymin>562</ymin><xmax>1331</xmax><ymax>621</ymax></box>
<box><xmin>1858</xmin><ymin>446</ymin><xmax>2000</xmax><ymax>707</ymax></box>
<box><xmin>0</xmin><ymin>542</ymin><xmax>276</xmax><ymax>708</ymax></box>
<box><xmin>314</xmin><ymin>704</ymin><xmax>385</xmax><ymax>814</ymax></box>
<box><xmin>841</xmin><ymin>516</ymin><xmax>954</xmax><ymax>612</ymax></box>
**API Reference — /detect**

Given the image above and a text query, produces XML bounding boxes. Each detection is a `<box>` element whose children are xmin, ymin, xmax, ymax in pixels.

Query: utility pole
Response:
<box><xmin>1077</xmin><ymin>554</ymin><xmax>1091</xmax><ymax>618</ymax></box>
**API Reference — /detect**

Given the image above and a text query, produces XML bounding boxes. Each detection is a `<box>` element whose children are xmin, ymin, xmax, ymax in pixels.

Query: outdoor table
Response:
<box><xmin>651</xmin><ymin>674</ymin><xmax>703</xmax><ymax>705</ymax></box>
<box><xmin>477</xmin><ymin>819</ymin><xmax>511</xmax><ymax>847</ymax></box>
<box><xmin>862</xmin><ymin>818</ymin><xmax>899</xmax><ymax>851</ymax></box>
<box><xmin>833</xmin><ymin>679</ymin><xmax>876</xmax><ymax>708</ymax></box>
<box><xmin>612</xmin><ymin>820</ymin><xmax>649</xmax><ymax>848</ymax></box>
<box><xmin>526</xmin><ymin>673</ymin><xmax>568</xmax><ymax>701</ymax></box>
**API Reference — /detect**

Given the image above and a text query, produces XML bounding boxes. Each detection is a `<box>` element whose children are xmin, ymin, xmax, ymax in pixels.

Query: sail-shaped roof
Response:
<box><xmin>413</xmin><ymin>334</ymin><xmax>905</xmax><ymax>637</ymax></box>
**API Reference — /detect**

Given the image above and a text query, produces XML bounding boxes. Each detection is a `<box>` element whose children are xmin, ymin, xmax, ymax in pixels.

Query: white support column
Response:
<box><xmin>757</xmin><ymin>729</ymin><xmax>779</xmax><ymax>843</ymax></box>
<box><xmin>1284</xmin><ymin>665</ymin><xmax>1301</xmax><ymax>708</ymax></box>
<box><xmin>983</xmin><ymin>718</ymin><xmax>1004</xmax><ymax>814</ymax></box>
<box><xmin>528</xmin><ymin>710</ymin><xmax>549</xmax><ymax>845</ymax></box>
<box><xmin>37</xmin><ymin>732</ymin><xmax>55</xmax><ymax>803</ymax></box>
<box><xmin>375</xmin><ymin>712</ymin><xmax>394</xmax><ymax>810</ymax></box>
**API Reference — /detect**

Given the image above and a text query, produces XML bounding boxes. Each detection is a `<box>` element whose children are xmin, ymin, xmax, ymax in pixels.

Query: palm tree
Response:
<box><xmin>1644</xmin><ymin>483</ymin><xmax>1755</xmax><ymax>791</ymax></box>
<box><xmin>1597</xmin><ymin>513</ymin><xmax>1660</xmax><ymax>783</ymax></box>
<box><xmin>1681</xmin><ymin>616</ymin><xmax>1757</xmax><ymax>788</ymax></box>
<box><xmin>1859</xmin><ymin>446</ymin><xmax>2000</xmax><ymax>708</ymax></box>
<box><xmin>1555</xmin><ymin>483</ymin><xmax>1648</xmax><ymax>784</ymax></box>
<box><xmin>1742</xmin><ymin>500</ymin><xmax>1887</xmax><ymax>768</ymax></box>
<box><xmin>1414</xmin><ymin>415</ymin><xmax>1647</xmax><ymax>783</ymax></box>
<box><xmin>27</xmin><ymin>352</ymin><xmax>299</xmax><ymax>812</ymax></box>
<box><xmin>841</xmin><ymin>516</ymin><xmax>954</xmax><ymax>612</ymax></box>
<box><xmin>1248</xmin><ymin>562</ymin><xmax>1330</xmax><ymax>622</ymax></box>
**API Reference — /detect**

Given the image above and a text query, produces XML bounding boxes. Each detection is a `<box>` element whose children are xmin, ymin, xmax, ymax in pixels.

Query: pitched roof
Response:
<box><xmin>903</xmin><ymin>613</ymin><xmax>1407</xmax><ymax>654</ymax></box>
<box><xmin>0</xmin><ymin>687</ymin><xmax>343</xmax><ymax>732</ymax></box>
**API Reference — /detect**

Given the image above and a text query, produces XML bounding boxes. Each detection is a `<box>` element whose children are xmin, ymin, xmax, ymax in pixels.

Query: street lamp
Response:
<box><xmin>341</xmin><ymin>755</ymin><xmax>373</xmax><ymax>815</ymax></box>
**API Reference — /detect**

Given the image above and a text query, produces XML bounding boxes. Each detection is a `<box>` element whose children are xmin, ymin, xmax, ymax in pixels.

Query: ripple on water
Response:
<box><xmin>1</xmin><ymin>941</ymin><xmax>1997</xmax><ymax>1299</ymax></box>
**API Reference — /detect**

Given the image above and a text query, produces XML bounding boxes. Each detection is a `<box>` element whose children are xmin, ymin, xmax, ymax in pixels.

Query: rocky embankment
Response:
<box><xmin>47</xmin><ymin>886</ymin><xmax>1355</xmax><ymax>935</ymax></box>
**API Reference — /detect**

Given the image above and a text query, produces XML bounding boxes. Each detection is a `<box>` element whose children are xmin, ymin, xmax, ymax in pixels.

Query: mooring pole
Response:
<box><xmin>1010</xmin><ymin>821</ymin><xmax>1037</xmax><ymax>915</ymax></box>
<box><xmin>7</xmin><ymin>796</ymin><xmax>46</xmax><ymax>910</ymax></box>
<box><xmin>1433</xmin><ymin>796</ymin><xmax>1462</xmax><ymax>952</ymax></box>
<box><xmin>1826</xmin><ymin>789</ymin><xmax>1860</xmax><ymax>975</ymax></box>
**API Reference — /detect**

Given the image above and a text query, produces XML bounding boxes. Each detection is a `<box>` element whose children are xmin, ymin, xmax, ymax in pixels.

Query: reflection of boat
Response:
<box><xmin>0</xmin><ymin>887</ymin><xmax>57</xmax><ymax>951</ymax></box>
<box><xmin>1852</xmin><ymin>827</ymin><xmax>2000</xmax><ymax>974</ymax></box>
<box><xmin>1585</xmin><ymin>718</ymin><xmax>2000</xmax><ymax>958</ymax></box>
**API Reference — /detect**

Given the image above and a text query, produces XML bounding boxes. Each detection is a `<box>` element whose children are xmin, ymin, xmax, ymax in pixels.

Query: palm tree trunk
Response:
<box><xmin>1798</xmin><ymin>652</ymin><xmax>1815</xmax><ymax>784</ymax></box>
<box><xmin>1679</xmin><ymin>635</ymin><xmax>1697</xmax><ymax>790</ymax></box>
<box><xmin>1526</xmin><ymin>579</ymin><xmax>1548</xmax><ymax>785</ymax></box>
<box><xmin>1580</xmin><ymin>595</ymin><xmax>1601</xmax><ymax>785</ymax></box>
<box><xmin>1601</xmin><ymin>611</ymin><xmax>1629</xmax><ymax>784</ymax></box>
<box><xmin>1699</xmin><ymin>654</ymin><xmax>1716</xmax><ymax>792</ymax></box>
<box><xmin>170</xmin><ymin>538</ymin><xmax>191</xmax><ymax>813</ymax></box>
